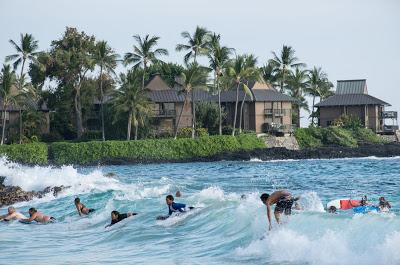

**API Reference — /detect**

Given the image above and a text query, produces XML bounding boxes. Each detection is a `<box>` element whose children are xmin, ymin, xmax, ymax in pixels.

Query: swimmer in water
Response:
<box><xmin>105</xmin><ymin>210</ymin><xmax>137</xmax><ymax>228</ymax></box>
<box><xmin>378</xmin><ymin>197</ymin><xmax>391</xmax><ymax>212</ymax></box>
<box><xmin>21</xmin><ymin>208</ymin><xmax>56</xmax><ymax>224</ymax></box>
<box><xmin>260</xmin><ymin>190</ymin><xmax>299</xmax><ymax>230</ymax></box>
<box><xmin>0</xmin><ymin>207</ymin><xmax>27</xmax><ymax>221</ymax></box>
<box><xmin>74</xmin><ymin>197</ymin><xmax>95</xmax><ymax>216</ymax></box>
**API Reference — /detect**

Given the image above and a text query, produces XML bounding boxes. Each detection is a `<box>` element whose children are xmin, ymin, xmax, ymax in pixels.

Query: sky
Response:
<box><xmin>0</xmin><ymin>0</ymin><xmax>399</xmax><ymax>127</ymax></box>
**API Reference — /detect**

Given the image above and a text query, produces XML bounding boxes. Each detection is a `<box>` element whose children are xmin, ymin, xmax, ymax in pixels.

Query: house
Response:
<box><xmin>315</xmin><ymin>79</ymin><xmax>398</xmax><ymax>133</ymax></box>
<box><xmin>0</xmin><ymin>98</ymin><xmax>50</xmax><ymax>143</ymax></box>
<box><xmin>215</xmin><ymin>81</ymin><xmax>296</xmax><ymax>134</ymax></box>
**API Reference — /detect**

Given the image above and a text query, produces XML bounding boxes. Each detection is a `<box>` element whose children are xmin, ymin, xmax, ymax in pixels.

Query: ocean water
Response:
<box><xmin>0</xmin><ymin>156</ymin><xmax>399</xmax><ymax>265</ymax></box>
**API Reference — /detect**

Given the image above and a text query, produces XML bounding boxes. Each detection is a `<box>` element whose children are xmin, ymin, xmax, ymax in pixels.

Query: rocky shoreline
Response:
<box><xmin>93</xmin><ymin>142</ymin><xmax>400</xmax><ymax>165</ymax></box>
<box><xmin>0</xmin><ymin>176</ymin><xmax>69</xmax><ymax>208</ymax></box>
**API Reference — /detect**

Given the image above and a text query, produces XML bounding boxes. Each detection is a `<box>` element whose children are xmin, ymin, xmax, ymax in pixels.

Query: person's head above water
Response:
<box><xmin>166</xmin><ymin>195</ymin><xmax>174</xmax><ymax>205</ymax></box>
<box><xmin>8</xmin><ymin>206</ymin><xmax>15</xmax><ymax>214</ymax></box>
<box><xmin>328</xmin><ymin>206</ymin><xmax>337</xmax><ymax>213</ymax></box>
<box><xmin>260</xmin><ymin>193</ymin><xmax>269</xmax><ymax>204</ymax></box>
<box><xmin>175</xmin><ymin>191</ymin><xmax>181</xmax><ymax>197</ymax></box>
<box><xmin>379</xmin><ymin>197</ymin><xmax>385</xmax><ymax>202</ymax></box>
<box><xmin>28</xmin><ymin>208</ymin><xmax>37</xmax><ymax>216</ymax></box>
<box><xmin>111</xmin><ymin>210</ymin><xmax>120</xmax><ymax>220</ymax></box>
<box><xmin>74</xmin><ymin>198</ymin><xmax>80</xmax><ymax>204</ymax></box>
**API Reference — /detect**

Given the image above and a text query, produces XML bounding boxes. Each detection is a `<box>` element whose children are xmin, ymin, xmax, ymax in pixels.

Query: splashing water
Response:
<box><xmin>0</xmin><ymin>156</ymin><xmax>399</xmax><ymax>265</ymax></box>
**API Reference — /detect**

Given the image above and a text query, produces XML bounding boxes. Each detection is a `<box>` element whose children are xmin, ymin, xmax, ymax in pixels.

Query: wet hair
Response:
<box><xmin>166</xmin><ymin>195</ymin><xmax>174</xmax><ymax>201</ymax></box>
<box><xmin>29</xmin><ymin>208</ymin><xmax>37</xmax><ymax>213</ymax></box>
<box><xmin>175</xmin><ymin>191</ymin><xmax>181</xmax><ymax>197</ymax></box>
<box><xmin>260</xmin><ymin>193</ymin><xmax>270</xmax><ymax>202</ymax></box>
<box><xmin>74</xmin><ymin>198</ymin><xmax>80</xmax><ymax>203</ymax></box>
<box><xmin>111</xmin><ymin>210</ymin><xmax>119</xmax><ymax>217</ymax></box>
<box><xmin>328</xmin><ymin>206</ymin><xmax>337</xmax><ymax>213</ymax></box>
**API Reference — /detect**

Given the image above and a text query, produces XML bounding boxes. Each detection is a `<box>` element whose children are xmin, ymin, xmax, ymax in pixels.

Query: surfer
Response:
<box><xmin>378</xmin><ymin>197</ymin><xmax>391</xmax><ymax>212</ymax></box>
<box><xmin>260</xmin><ymin>191</ymin><xmax>299</xmax><ymax>230</ymax></box>
<box><xmin>21</xmin><ymin>208</ymin><xmax>56</xmax><ymax>224</ymax></box>
<box><xmin>176</xmin><ymin>191</ymin><xmax>182</xmax><ymax>198</ymax></box>
<box><xmin>74</xmin><ymin>197</ymin><xmax>95</xmax><ymax>216</ymax></box>
<box><xmin>0</xmin><ymin>207</ymin><xmax>27</xmax><ymax>221</ymax></box>
<box><xmin>105</xmin><ymin>210</ymin><xmax>137</xmax><ymax>228</ymax></box>
<box><xmin>166</xmin><ymin>194</ymin><xmax>194</xmax><ymax>216</ymax></box>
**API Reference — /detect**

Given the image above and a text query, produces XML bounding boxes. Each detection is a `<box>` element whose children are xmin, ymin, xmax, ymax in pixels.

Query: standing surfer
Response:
<box><xmin>260</xmin><ymin>190</ymin><xmax>299</xmax><ymax>230</ymax></box>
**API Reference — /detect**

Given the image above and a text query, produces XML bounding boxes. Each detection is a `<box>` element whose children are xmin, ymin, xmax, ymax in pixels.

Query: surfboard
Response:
<box><xmin>19</xmin><ymin>220</ymin><xmax>38</xmax><ymax>225</ymax></box>
<box><xmin>352</xmin><ymin>205</ymin><xmax>379</xmax><ymax>214</ymax></box>
<box><xmin>327</xmin><ymin>198</ymin><xmax>361</xmax><ymax>210</ymax></box>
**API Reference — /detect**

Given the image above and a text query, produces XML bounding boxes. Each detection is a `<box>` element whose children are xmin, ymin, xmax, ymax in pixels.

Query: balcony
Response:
<box><xmin>382</xmin><ymin>111</ymin><xmax>398</xmax><ymax>119</ymax></box>
<box><xmin>152</xmin><ymin>109</ymin><xmax>176</xmax><ymax>117</ymax></box>
<box><xmin>264</xmin><ymin>109</ymin><xmax>290</xmax><ymax>117</ymax></box>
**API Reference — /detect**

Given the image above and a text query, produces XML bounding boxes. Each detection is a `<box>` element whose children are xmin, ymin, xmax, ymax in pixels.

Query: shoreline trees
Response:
<box><xmin>0</xmin><ymin>27</ymin><xmax>335</xmax><ymax>143</ymax></box>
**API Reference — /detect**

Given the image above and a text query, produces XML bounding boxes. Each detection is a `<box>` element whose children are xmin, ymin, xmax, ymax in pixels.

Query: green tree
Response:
<box><xmin>227</xmin><ymin>55</ymin><xmax>257</xmax><ymax>136</ymax></box>
<box><xmin>48</xmin><ymin>27</ymin><xmax>96</xmax><ymax>139</ymax></box>
<box><xmin>207</xmin><ymin>33</ymin><xmax>233</xmax><ymax>135</ymax></box>
<box><xmin>124</xmin><ymin>34</ymin><xmax>168</xmax><ymax>91</ymax></box>
<box><xmin>174</xmin><ymin>63</ymin><xmax>208</xmax><ymax>139</ymax></box>
<box><xmin>287</xmin><ymin>67</ymin><xmax>310</xmax><ymax>128</ymax></box>
<box><xmin>306</xmin><ymin>67</ymin><xmax>334</xmax><ymax>125</ymax></box>
<box><xmin>93</xmin><ymin>40</ymin><xmax>118</xmax><ymax>141</ymax></box>
<box><xmin>260</xmin><ymin>61</ymin><xmax>278</xmax><ymax>87</ymax></box>
<box><xmin>147</xmin><ymin>62</ymin><xmax>184</xmax><ymax>87</ymax></box>
<box><xmin>269</xmin><ymin>45</ymin><xmax>305</xmax><ymax>93</ymax></box>
<box><xmin>176</xmin><ymin>26</ymin><xmax>210</xmax><ymax>138</ymax></box>
<box><xmin>113</xmin><ymin>70</ymin><xmax>151</xmax><ymax>140</ymax></box>
<box><xmin>0</xmin><ymin>65</ymin><xmax>17</xmax><ymax>145</ymax></box>
<box><xmin>5</xmin><ymin>33</ymin><xmax>40</xmax><ymax>78</ymax></box>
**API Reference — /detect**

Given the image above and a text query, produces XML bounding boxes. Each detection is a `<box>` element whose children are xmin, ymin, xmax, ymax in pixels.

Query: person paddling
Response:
<box><xmin>0</xmin><ymin>207</ymin><xmax>27</xmax><ymax>221</ymax></box>
<box><xmin>260</xmin><ymin>190</ymin><xmax>299</xmax><ymax>230</ymax></box>
<box><xmin>74</xmin><ymin>197</ymin><xmax>95</xmax><ymax>216</ymax></box>
<box><xmin>105</xmin><ymin>210</ymin><xmax>137</xmax><ymax>228</ymax></box>
<box><xmin>21</xmin><ymin>208</ymin><xmax>56</xmax><ymax>224</ymax></box>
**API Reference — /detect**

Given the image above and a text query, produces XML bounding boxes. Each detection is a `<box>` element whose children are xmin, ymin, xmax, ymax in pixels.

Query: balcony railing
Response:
<box><xmin>264</xmin><ymin>109</ymin><xmax>290</xmax><ymax>116</ymax></box>
<box><xmin>382</xmin><ymin>111</ymin><xmax>398</xmax><ymax>119</ymax></box>
<box><xmin>152</xmin><ymin>109</ymin><xmax>176</xmax><ymax>117</ymax></box>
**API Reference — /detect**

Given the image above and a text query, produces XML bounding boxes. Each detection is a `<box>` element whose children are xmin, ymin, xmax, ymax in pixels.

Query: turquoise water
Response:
<box><xmin>0</xmin><ymin>156</ymin><xmax>399</xmax><ymax>265</ymax></box>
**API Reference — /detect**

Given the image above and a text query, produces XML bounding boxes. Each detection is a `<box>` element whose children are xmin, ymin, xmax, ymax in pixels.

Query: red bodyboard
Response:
<box><xmin>340</xmin><ymin>200</ymin><xmax>361</xmax><ymax>210</ymax></box>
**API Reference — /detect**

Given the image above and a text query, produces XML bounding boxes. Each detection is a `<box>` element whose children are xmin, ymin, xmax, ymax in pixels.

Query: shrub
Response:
<box><xmin>333</xmin><ymin>114</ymin><xmax>363</xmax><ymax>130</ymax></box>
<box><xmin>41</xmin><ymin>132</ymin><xmax>64</xmax><ymax>142</ymax></box>
<box><xmin>82</xmin><ymin>130</ymin><xmax>102</xmax><ymax>140</ymax></box>
<box><xmin>294</xmin><ymin>128</ymin><xmax>323</xmax><ymax>148</ymax></box>
<box><xmin>0</xmin><ymin>143</ymin><xmax>48</xmax><ymax>164</ymax></box>
<box><xmin>177</xmin><ymin>127</ymin><xmax>192</xmax><ymax>138</ymax></box>
<box><xmin>51</xmin><ymin>134</ymin><xmax>265</xmax><ymax>165</ymax></box>
<box><xmin>322</xmin><ymin>127</ymin><xmax>357</xmax><ymax>147</ymax></box>
<box><xmin>196</xmin><ymin>128</ymin><xmax>209</xmax><ymax>137</ymax></box>
<box><xmin>351</xmin><ymin>127</ymin><xmax>385</xmax><ymax>144</ymax></box>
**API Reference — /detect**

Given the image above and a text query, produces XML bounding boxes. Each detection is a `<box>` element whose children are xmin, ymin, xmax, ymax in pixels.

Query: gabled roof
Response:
<box><xmin>315</xmin><ymin>94</ymin><xmax>390</xmax><ymax>107</ymax></box>
<box><xmin>145</xmin><ymin>75</ymin><xmax>171</xmax><ymax>91</ymax></box>
<box><xmin>336</xmin><ymin>79</ymin><xmax>367</xmax><ymax>94</ymax></box>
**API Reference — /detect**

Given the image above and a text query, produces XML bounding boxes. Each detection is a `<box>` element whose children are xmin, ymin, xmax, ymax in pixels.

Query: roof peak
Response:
<box><xmin>336</xmin><ymin>79</ymin><xmax>368</xmax><ymax>95</ymax></box>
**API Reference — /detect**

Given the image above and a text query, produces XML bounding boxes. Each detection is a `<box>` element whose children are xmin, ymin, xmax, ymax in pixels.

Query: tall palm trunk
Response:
<box><xmin>232</xmin><ymin>82</ymin><xmax>240</xmax><ymax>136</ymax></box>
<box><xmin>134</xmin><ymin>120</ymin><xmax>138</xmax><ymax>141</ymax></box>
<box><xmin>142</xmin><ymin>63</ymin><xmax>147</xmax><ymax>91</ymax></box>
<box><xmin>174</xmin><ymin>93</ymin><xmax>188</xmax><ymax>139</ymax></box>
<box><xmin>99</xmin><ymin>65</ymin><xmax>105</xmax><ymax>141</ymax></box>
<box><xmin>19</xmin><ymin>58</ymin><xmax>26</xmax><ymax>144</ymax></box>
<box><xmin>311</xmin><ymin>95</ymin><xmax>316</xmax><ymax>126</ymax></box>
<box><xmin>191</xmin><ymin>89</ymin><xmax>196</xmax><ymax>139</ymax></box>
<box><xmin>1</xmin><ymin>102</ymin><xmax>7</xmax><ymax>145</ymax></box>
<box><xmin>74</xmin><ymin>83</ymin><xmax>83</xmax><ymax>139</ymax></box>
<box><xmin>218</xmin><ymin>82</ymin><xmax>222</xmax><ymax>135</ymax></box>
<box><xmin>239</xmin><ymin>93</ymin><xmax>246</xmax><ymax>134</ymax></box>
<box><xmin>19</xmin><ymin>110</ymin><xmax>22</xmax><ymax>144</ymax></box>
<box><xmin>127</xmin><ymin>109</ymin><xmax>133</xmax><ymax>140</ymax></box>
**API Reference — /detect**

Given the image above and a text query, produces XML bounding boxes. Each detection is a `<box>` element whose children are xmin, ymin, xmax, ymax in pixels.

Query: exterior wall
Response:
<box><xmin>319</xmin><ymin>107</ymin><xmax>345</xmax><ymax>127</ymax></box>
<box><xmin>368</xmin><ymin>105</ymin><xmax>380</xmax><ymax>132</ymax></box>
<box><xmin>174</xmin><ymin>102</ymin><xmax>192</xmax><ymax>129</ymax></box>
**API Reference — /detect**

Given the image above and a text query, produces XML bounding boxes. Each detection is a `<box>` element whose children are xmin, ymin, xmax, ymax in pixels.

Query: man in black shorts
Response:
<box><xmin>260</xmin><ymin>190</ymin><xmax>299</xmax><ymax>230</ymax></box>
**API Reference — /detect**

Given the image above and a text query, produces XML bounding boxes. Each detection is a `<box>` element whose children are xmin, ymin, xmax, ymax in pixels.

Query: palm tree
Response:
<box><xmin>124</xmin><ymin>35</ymin><xmax>168</xmax><ymax>91</ymax></box>
<box><xmin>5</xmin><ymin>33</ymin><xmax>40</xmax><ymax>77</ymax></box>
<box><xmin>176</xmin><ymin>26</ymin><xmax>210</xmax><ymax>138</ymax></box>
<box><xmin>93</xmin><ymin>40</ymin><xmax>118</xmax><ymax>141</ymax></box>
<box><xmin>113</xmin><ymin>70</ymin><xmax>151</xmax><ymax>140</ymax></box>
<box><xmin>174</xmin><ymin>63</ymin><xmax>209</xmax><ymax>139</ymax></box>
<box><xmin>227</xmin><ymin>55</ymin><xmax>258</xmax><ymax>136</ymax></box>
<box><xmin>306</xmin><ymin>67</ymin><xmax>334</xmax><ymax>125</ymax></box>
<box><xmin>287</xmin><ymin>68</ymin><xmax>310</xmax><ymax>128</ymax></box>
<box><xmin>260</xmin><ymin>61</ymin><xmax>278</xmax><ymax>87</ymax></box>
<box><xmin>269</xmin><ymin>45</ymin><xmax>305</xmax><ymax>93</ymax></box>
<box><xmin>207</xmin><ymin>33</ymin><xmax>234</xmax><ymax>135</ymax></box>
<box><xmin>0</xmin><ymin>65</ymin><xmax>17</xmax><ymax>145</ymax></box>
<box><xmin>238</xmin><ymin>55</ymin><xmax>259</xmax><ymax>133</ymax></box>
